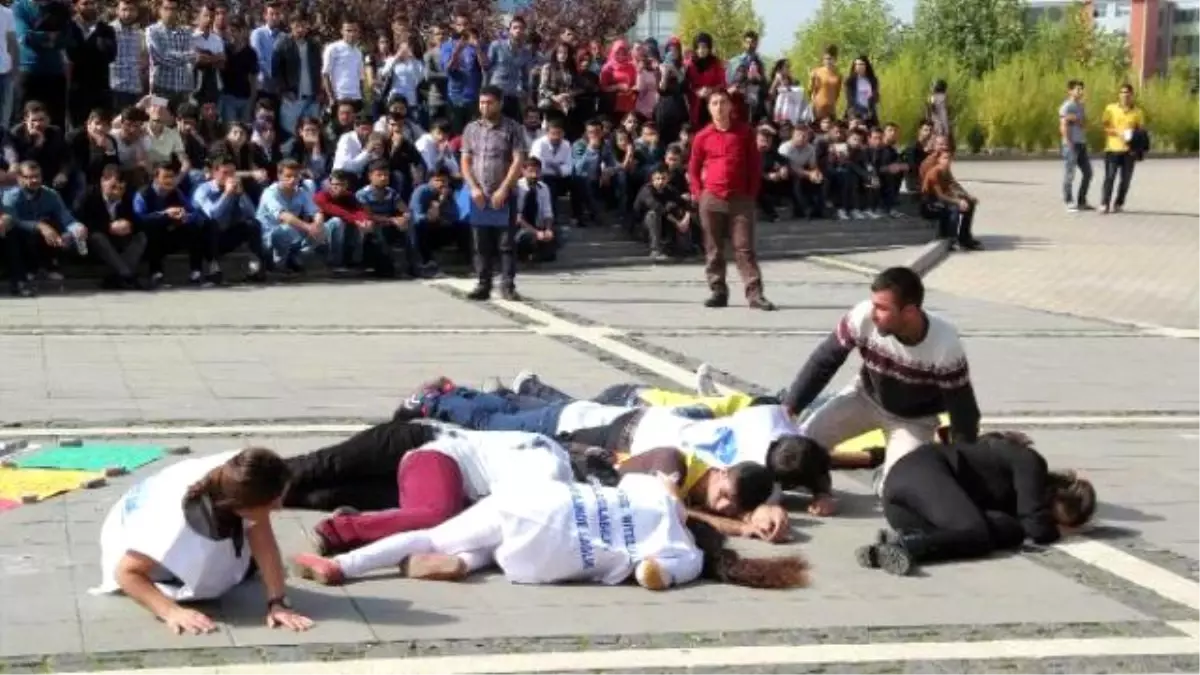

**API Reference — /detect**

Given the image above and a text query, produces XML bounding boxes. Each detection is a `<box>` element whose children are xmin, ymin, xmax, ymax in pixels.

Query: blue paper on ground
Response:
<box><xmin>13</xmin><ymin>443</ymin><xmax>167</xmax><ymax>472</ymax></box>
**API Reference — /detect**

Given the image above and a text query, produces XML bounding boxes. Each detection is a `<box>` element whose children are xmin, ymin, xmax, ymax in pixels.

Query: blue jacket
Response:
<box><xmin>440</xmin><ymin>38</ymin><xmax>483</xmax><ymax>105</ymax></box>
<box><xmin>409</xmin><ymin>183</ymin><xmax>460</xmax><ymax>224</ymax></box>
<box><xmin>571</xmin><ymin>140</ymin><xmax>617</xmax><ymax>181</ymax></box>
<box><xmin>1</xmin><ymin>185</ymin><xmax>79</xmax><ymax>231</ymax></box>
<box><xmin>13</xmin><ymin>0</ymin><xmax>72</xmax><ymax>75</ymax></box>
<box><xmin>133</xmin><ymin>184</ymin><xmax>200</xmax><ymax>229</ymax></box>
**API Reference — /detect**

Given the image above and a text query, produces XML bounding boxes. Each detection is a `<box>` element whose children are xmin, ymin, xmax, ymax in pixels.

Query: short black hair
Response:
<box><xmin>152</xmin><ymin>160</ymin><xmax>177</xmax><ymax>176</ymax></box>
<box><xmin>479</xmin><ymin>84</ymin><xmax>504</xmax><ymax>100</ymax></box>
<box><xmin>728</xmin><ymin>462</ymin><xmax>776</xmax><ymax>513</ymax></box>
<box><xmin>1067</xmin><ymin>79</ymin><xmax>1084</xmax><ymax>89</ymax></box>
<box><xmin>367</xmin><ymin>159</ymin><xmax>390</xmax><ymax>175</ymax></box>
<box><xmin>329</xmin><ymin>169</ymin><xmax>354</xmax><ymax>184</ymax></box>
<box><xmin>523</xmin><ymin>156</ymin><xmax>542</xmax><ymax>170</ymax></box>
<box><xmin>430</xmin><ymin>118</ymin><xmax>452</xmax><ymax>135</ymax></box>
<box><xmin>767</xmin><ymin>435</ymin><xmax>831</xmax><ymax>496</ymax></box>
<box><xmin>870</xmin><ymin>266</ymin><xmax>925</xmax><ymax>307</ymax></box>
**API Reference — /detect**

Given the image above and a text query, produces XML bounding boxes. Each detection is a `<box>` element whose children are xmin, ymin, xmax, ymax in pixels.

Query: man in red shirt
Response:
<box><xmin>687</xmin><ymin>89</ymin><xmax>775</xmax><ymax>310</ymax></box>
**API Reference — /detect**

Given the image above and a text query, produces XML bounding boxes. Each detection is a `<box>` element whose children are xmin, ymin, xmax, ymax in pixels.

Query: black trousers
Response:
<box><xmin>69</xmin><ymin>86</ymin><xmax>113</xmax><ymax>130</ymax></box>
<box><xmin>145</xmin><ymin>221</ymin><xmax>213</xmax><ymax>274</ymax></box>
<box><xmin>89</xmin><ymin>231</ymin><xmax>147</xmax><ymax>279</ymax></box>
<box><xmin>282</xmin><ymin>419</ymin><xmax>440</xmax><ymax>511</ymax></box>
<box><xmin>882</xmin><ymin>449</ymin><xmax>1025</xmax><ymax>564</ymax></box>
<box><xmin>471</xmin><ymin>224</ymin><xmax>517</xmax><ymax>291</ymax></box>
<box><xmin>18</xmin><ymin>72</ymin><xmax>68</xmax><ymax>129</ymax></box>
<box><xmin>1101</xmin><ymin>151</ymin><xmax>1136</xmax><ymax>208</ymax></box>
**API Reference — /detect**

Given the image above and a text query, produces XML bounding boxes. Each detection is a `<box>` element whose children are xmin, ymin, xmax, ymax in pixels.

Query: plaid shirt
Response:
<box><xmin>146</xmin><ymin>21</ymin><xmax>195</xmax><ymax>93</ymax></box>
<box><xmin>461</xmin><ymin>115</ymin><xmax>525</xmax><ymax>195</ymax></box>
<box><xmin>110</xmin><ymin>21</ymin><xmax>144</xmax><ymax>95</ymax></box>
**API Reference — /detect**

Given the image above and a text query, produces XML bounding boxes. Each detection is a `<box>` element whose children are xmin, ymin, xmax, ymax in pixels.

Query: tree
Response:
<box><xmin>675</xmin><ymin>0</ymin><xmax>765</xmax><ymax>60</ymax></box>
<box><xmin>521</xmin><ymin>0</ymin><xmax>647</xmax><ymax>43</ymax></box>
<box><xmin>232</xmin><ymin>0</ymin><xmax>503</xmax><ymax>42</ymax></box>
<box><xmin>911</xmin><ymin>0</ymin><xmax>1027</xmax><ymax>76</ymax></box>
<box><xmin>789</xmin><ymin>0</ymin><xmax>901</xmax><ymax>75</ymax></box>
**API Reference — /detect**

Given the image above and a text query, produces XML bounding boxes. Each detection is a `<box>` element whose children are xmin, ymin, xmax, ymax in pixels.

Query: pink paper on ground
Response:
<box><xmin>0</xmin><ymin>499</ymin><xmax>19</xmax><ymax>512</ymax></box>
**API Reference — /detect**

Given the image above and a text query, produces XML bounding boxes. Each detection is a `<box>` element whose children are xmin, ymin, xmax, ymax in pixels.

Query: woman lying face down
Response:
<box><xmin>291</xmin><ymin>471</ymin><xmax>809</xmax><ymax>591</ymax></box>
<box><xmin>93</xmin><ymin>447</ymin><xmax>314</xmax><ymax>635</ymax></box>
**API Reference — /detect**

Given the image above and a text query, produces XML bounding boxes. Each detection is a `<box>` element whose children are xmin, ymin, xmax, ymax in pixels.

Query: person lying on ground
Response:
<box><xmin>557</xmin><ymin>394</ymin><xmax>836</xmax><ymax>520</ymax></box>
<box><xmin>856</xmin><ymin>431</ymin><xmax>1096</xmax><ymax>576</ymax></box>
<box><xmin>279</xmin><ymin>416</ymin><xmax>581</xmax><ymax>557</ymax></box>
<box><xmin>500</xmin><ymin>367</ymin><xmax>886</xmax><ymax>472</ymax></box>
<box><xmin>92</xmin><ymin>448</ymin><xmax>314</xmax><ymax>636</ymax></box>
<box><xmin>291</xmin><ymin>472</ymin><xmax>808</xmax><ymax>592</ymax></box>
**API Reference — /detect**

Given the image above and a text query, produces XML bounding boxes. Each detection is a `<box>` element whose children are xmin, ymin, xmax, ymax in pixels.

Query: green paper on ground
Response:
<box><xmin>13</xmin><ymin>443</ymin><xmax>167</xmax><ymax>472</ymax></box>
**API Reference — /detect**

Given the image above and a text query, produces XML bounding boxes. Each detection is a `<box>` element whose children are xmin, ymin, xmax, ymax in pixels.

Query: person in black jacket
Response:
<box><xmin>66</xmin><ymin>0</ymin><xmax>118</xmax><ymax>129</ymax></box>
<box><xmin>632</xmin><ymin>165</ymin><xmax>691</xmax><ymax>261</ymax></box>
<box><xmin>271</xmin><ymin>11</ymin><xmax>324</xmax><ymax>136</ymax></box>
<box><xmin>78</xmin><ymin>165</ymin><xmax>146</xmax><ymax>289</ymax></box>
<box><xmin>856</xmin><ymin>431</ymin><xmax>1096</xmax><ymax>576</ymax></box>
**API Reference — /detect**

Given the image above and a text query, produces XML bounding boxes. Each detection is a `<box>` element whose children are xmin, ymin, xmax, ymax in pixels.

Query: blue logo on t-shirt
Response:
<box><xmin>691</xmin><ymin>426</ymin><xmax>737</xmax><ymax>465</ymax></box>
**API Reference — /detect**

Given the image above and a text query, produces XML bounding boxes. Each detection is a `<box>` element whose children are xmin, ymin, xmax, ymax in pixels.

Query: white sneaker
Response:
<box><xmin>837</xmin><ymin>209</ymin><xmax>850</xmax><ymax>220</ymax></box>
<box><xmin>867</xmin><ymin>210</ymin><xmax>882</xmax><ymax>220</ymax></box>
<box><xmin>1066</xmin><ymin>204</ymin><xmax>1079</xmax><ymax>213</ymax></box>
<box><xmin>694</xmin><ymin>363</ymin><xmax>719</xmax><ymax>396</ymax></box>
<box><xmin>851</xmin><ymin>210</ymin><xmax>867</xmax><ymax>220</ymax></box>
<box><xmin>511</xmin><ymin>370</ymin><xmax>538</xmax><ymax>396</ymax></box>
<box><xmin>43</xmin><ymin>270</ymin><xmax>64</xmax><ymax>282</ymax></box>
<box><xmin>888</xmin><ymin>209</ymin><xmax>904</xmax><ymax>218</ymax></box>
<box><xmin>74</xmin><ymin>235</ymin><xmax>88</xmax><ymax>257</ymax></box>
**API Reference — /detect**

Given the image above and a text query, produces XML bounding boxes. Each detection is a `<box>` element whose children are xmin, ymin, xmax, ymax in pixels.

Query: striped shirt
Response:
<box><xmin>785</xmin><ymin>299</ymin><xmax>980</xmax><ymax>440</ymax></box>
<box><xmin>146</xmin><ymin>21</ymin><xmax>195</xmax><ymax>93</ymax></box>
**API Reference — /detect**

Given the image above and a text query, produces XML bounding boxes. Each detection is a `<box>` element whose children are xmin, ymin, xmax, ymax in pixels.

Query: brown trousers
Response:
<box><xmin>697</xmin><ymin>192</ymin><xmax>763</xmax><ymax>299</ymax></box>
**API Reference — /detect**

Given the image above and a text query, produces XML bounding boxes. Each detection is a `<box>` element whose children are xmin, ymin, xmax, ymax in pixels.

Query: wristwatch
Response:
<box><xmin>266</xmin><ymin>595</ymin><xmax>292</xmax><ymax>612</ymax></box>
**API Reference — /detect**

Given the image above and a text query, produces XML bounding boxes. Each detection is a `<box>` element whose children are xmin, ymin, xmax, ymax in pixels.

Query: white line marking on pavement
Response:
<box><xmin>1053</xmin><ymin>540</ymin><xmax>1200</xmax><ymax>611</ymax></box>
<box><xmin>1168</xmin><ymin>621</ymin><xmax>1200</xmax><ymax>639</ymax></box>
<box><xmin>0</xmin><ymin>414</ymin><xmax>1194</xmax><ymax>440</ymax></box>
<box><xmin>87</xmin><ymin>635</ymin><xmax>1200</xmax><ymax>675</ymax></box>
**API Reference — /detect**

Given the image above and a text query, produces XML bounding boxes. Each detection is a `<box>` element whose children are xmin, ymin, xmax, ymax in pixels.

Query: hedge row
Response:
<box><xmin>872</xmin><ymin>46</ymin><xmax>1200</xmax><ymax>152</ymax></box>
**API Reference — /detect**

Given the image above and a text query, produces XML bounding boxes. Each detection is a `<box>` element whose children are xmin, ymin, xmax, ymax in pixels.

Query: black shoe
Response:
<box><xmin>499</xmin><ymin>287</ymin><xmax>522</xmax><ymax>301</ymax></box>
<box><xmin>958</xmin><ymin>238</ymin><xmax>983</xmax><ymax>251</ymax></box>
<box><xmin>704</xmin><ymin>293</ymin><xmax>728</xmax><ymax>308</ymax></box>
<box><xmin>465</xmin><ymin>286</ymin><xmax>491</xmax><ymax>301</ymax></box>
<box><xmin>1077</xmin><ymin>202</ymin><xmax>1095</xmax><ymax>211</ymax></box>
<box><xmin>874</xmin><ymin>542</ymin><xmax>914</xmax><ymax>576</ymax></box>
<box><xmin>100</xmin><ymin>275</ymin><xmax>124</xmax><ymax>290</ymax></box>
<box><xmin>205</xmin><ymin>271</ymin><xmax>225</xmax><ymax>286</ymax></box>
<box><xmin>749</xmin><ymin>296</ymin><xmax>777</xmax><ymax>311</ymax></box>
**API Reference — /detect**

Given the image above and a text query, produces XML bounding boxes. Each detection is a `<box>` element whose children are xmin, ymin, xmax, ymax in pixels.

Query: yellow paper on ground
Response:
<box><xmin>833</xmin><ymin>413</ymin><xmax>952</xmax><ymax>455</ymax></box>
<box><xmin>0</xmin><ymin>466</ymin><xmax>104</xmax><ymax>502</ymax></box>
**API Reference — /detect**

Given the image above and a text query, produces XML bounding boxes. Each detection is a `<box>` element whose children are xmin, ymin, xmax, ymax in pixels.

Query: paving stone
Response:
<box><xmin>633</xmin><ymin>334</ymin><xmax>1198</xmax><ymax>413</ymax></box>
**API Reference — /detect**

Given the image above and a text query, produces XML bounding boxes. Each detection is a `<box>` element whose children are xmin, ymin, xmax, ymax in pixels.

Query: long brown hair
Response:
<box><xmin>1047</xmin><ymin>470</ymin><xmax>1097</xmax><ymax>528</ymax></box>
<box><xmin>183</xmin><ymin>447</ymin><xmax>291</xmax><ymax>512</ymax></box>
<box><xmin>687</xmin><ymin>518</ymin><xmax>809</xmax><ymax>589</ymax></box>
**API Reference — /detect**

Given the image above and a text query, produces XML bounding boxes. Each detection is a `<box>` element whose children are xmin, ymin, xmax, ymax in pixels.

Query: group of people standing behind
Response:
<box><xmin>89</xmin><ymin>265</ymin><xmax>1098</xmax><ymax>636</ymax></box>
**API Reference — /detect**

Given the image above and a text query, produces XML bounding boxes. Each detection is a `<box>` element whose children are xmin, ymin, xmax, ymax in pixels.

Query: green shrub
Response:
<box><xmin>874</xmin><ymin>44</ymin><xmax>973</xmax><ymax>144</ymax></box>
<box><xmin>1139</xmin><ymin>60</ymin><xmax>1200</xmax><ymax>152</ymax></box>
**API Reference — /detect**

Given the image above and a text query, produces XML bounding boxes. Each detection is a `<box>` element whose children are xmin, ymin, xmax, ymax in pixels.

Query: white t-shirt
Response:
<box><xmin>630</xmin><ymin>405</ymin><xmax>798</xmax><ymax>467</ymax></box>
<box><xmin>93</xmin><ymin>450</ymin><xmax>252</xmax><ymax>602</ymax></box>
<box><xmin>555</xmin><ymin>401</ymin><xmax>630</xmax><ymax>435</ymax></box>
<box><xmin>490</xmin><ymin>472</ymin><xmax>703</xmax><ymax>586</ymax></box>
<box><xmin>322</xmin><ymin>40</ymin><xmax>364</xmax><ymax>101</ymax></box>
<box><xmin>0</xmin><ymin>6</ymin><xmax>13</xmax><ymax>75</ymax></box>
<box><xmin>417</xmin><ymin>429</ymin><xmax>574</xmax><ymax>502</ymax></box>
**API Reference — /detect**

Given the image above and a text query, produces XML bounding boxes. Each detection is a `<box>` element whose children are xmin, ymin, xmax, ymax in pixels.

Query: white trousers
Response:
<box><xmin>798</xmin><ymin>381</ymin><xmax>940</xmax><ymax>492</ymax></box>
<box><xmin>336</xmin><ymin>496</ymin><xmax>503</xmax><ymax>578</ymax></box>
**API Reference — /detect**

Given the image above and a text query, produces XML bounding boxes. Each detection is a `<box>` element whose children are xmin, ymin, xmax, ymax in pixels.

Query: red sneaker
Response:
<box><xmin>292</xmin><ymin>553</ymin><xmax>345</xmax><ymax>586</ymax></box>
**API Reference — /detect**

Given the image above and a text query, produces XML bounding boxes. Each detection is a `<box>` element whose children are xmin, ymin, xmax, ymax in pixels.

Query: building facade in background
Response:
<box><xmin>629</xmin><ymin>0</ymin><xmax>681</xmax><ymax>43</ymax></box>
<box><xmin>1027</xmin><ymin>0</ymin><xmax>1199</xmax><ymax>78</ymax></box>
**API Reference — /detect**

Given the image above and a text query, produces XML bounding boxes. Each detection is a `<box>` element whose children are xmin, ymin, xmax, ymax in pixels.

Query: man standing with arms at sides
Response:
<box><xmin>783</xmin><ymin>266</ymin><xmax>980</xmax><ymax>513</ymax></box>
<box><xmin>1059</xmin><ymin>79</ymin><xmax>1093</xmax><ymax>213</ymax></box>
<box><xmin>441</xmin><ymin>10</ymin><xmax>487</xmax><ymax>134</ymax></box>
<box><xmin>687</xmin><ymin>89</ymin><xmax>774</xmax><ymax>311</ymax></box>
<box><xmin>460</xmin><ymin>84</ymin><xmax>525</xmax><ymax>302</ymax></box>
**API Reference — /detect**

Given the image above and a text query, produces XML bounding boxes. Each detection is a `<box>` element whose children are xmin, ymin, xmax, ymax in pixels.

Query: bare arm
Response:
<box><xmin>114</xmin><ymin>551</ymin><xmax>184</xmax><ymax>620</ymax></box>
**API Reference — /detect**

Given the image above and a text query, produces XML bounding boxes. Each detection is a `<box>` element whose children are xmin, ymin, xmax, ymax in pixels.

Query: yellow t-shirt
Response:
<box><xmin>1102</xmin><ymin>103</ymin><xmax>1144</xmax><ymax>153</ymax></box>
<box><xmin>615</xmin><ymin>450</ymin><xmax>711</xmax><ymax>497</ymax></box>
<box><xmin>809</xmin><ymin>66</ymin><xmax>842</xmax><ymax>117</ymax></box>
<box><xmin>636</xmin><ymin>388</ymin><xmax>756</xmax><ymax>418</ymax></box>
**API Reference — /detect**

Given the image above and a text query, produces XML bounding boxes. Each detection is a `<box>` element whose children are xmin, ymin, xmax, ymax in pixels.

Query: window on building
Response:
<box><xmin>655</xmin><ymin>0</ymin><xmax>677</xmax><ymax>11</ymax></box>
<box><xmin>1094</xmin><ymin>1</ymin><xmax>1108</xmax><ymax>17</ymax></box>
<box><xmin>1114</xmin><ymin>1</ymin><xmax>1131</xmax><ymax>17</ymax></box>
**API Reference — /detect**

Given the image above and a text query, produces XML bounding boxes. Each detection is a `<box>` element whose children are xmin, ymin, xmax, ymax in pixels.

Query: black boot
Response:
<box><xmin>704</xmin><ymin>292</ymin><xmax>728</xmax><ymax>308</ymax></box>
<box><xmin>855</xmin><ymin>529</ymin><xmax>915</xmax><ymax>576</ymax></box>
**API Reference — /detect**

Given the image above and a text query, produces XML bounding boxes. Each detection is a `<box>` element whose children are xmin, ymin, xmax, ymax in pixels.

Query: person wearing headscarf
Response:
<box><xmin>684</xmin><ymin>33</ymin><xmax>727</xmax><ymax>129</ymax></box>
<box><xmin>600</xmin><ymin>39</ymin><xmax>639</xmax><ymax>121</ymax></box>
<box><xmin>655</xmin><ymin>37</ymin><xmax>689</xmax><ymax>144</ymax></box>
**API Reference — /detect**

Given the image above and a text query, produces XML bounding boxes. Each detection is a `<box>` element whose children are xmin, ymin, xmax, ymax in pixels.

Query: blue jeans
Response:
<box><xmin>261</xmin><ymin>219</ymin><xmax>345</xmax><ymax>266</ymax></box>
<box><xmin>426</xmin><ymin>388</ymin><xmax>565</xmax><ymax>434</ymax></box>
<box><xmin>1062</xmin><ymin>142</ymin><xmax>1092</xmax><ymax>205</ymax></box>
<box><xmin>219</xmin><ymin>95</ymin><xmax>252</xmax><ymax>124</ymax></box>
<box><xmin>280</xmin><ymin>96</ymin><xmax>321</xmax><ymax>136</ymax></box>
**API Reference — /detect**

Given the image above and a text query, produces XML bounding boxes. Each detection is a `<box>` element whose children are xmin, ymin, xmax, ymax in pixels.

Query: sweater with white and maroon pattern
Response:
<box><xmin>784</xmin><ymin>300</ymin><xmax>981</xmax><ymax>442</ymax></box>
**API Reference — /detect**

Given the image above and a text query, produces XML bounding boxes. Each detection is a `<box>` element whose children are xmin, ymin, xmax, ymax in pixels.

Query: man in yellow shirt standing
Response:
<box><xmin>1100</xmin><ymin>83</ymin><xmax>1145</xmax><ymax>214</ymax></box>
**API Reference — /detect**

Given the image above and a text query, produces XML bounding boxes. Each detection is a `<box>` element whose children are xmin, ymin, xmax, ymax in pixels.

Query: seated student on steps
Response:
<box><xmin>856</xmin><ymin>431</ymin><xmax>1096</xmax><ymax>576</ymax></box>
<box><xmin>280</xmin><ymin>417</ymin><xmax>579</xmax><ymax>557</ymax></box>
<box><xmin>93</xmin><ymin>448</ymin><xmax>313</xmax><ymax>635</ymax></box>
<box><xmin>292</xmin><ymin>470</ymin><xmax>808</xmax><ymax>592</ymax></box>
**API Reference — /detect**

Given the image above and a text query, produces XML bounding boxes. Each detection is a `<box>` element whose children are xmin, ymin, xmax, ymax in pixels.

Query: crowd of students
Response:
<box><xmin>0</xmin><ymin>0</ymin><xmax>986</xmax><ymax>298</ymax></box>
<box><xmin>90</xmin><ymin>267</ymin><xmax>1098</xmax><ymax>635</ymax></box>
